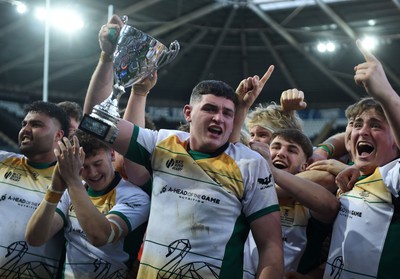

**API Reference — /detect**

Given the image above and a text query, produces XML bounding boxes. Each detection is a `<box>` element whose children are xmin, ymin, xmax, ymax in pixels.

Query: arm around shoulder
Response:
<box><xmin>274</xmin><ymin>168</ymin><xmax>339</xmax><ymax>224</ymax></box>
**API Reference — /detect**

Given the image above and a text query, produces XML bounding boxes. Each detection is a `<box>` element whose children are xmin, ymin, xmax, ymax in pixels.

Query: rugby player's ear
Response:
<box><xmin>54</xmin><ymin>128</ymin><xmax>64</xmax><ymax>143</ymax></box>
<box><xmin>300</xmin><ymin>162</ymin><xmax>308</xmax><ymax>172</ymax></box>
<box><xmin>183</xmin><ymin>105</ymin><xmax>192</xmax><ymax>123</ymax></box>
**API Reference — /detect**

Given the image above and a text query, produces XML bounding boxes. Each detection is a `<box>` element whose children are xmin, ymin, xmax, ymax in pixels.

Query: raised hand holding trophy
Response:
<box><xmin>79</xmin><ymin>16</ymin><xmax>180</xmax><ymax>143</ymax></box>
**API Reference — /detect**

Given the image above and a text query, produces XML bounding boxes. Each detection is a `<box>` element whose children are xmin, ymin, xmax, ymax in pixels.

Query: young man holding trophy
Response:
<box><xmin>79</xmin><ymin>15</ymin><xmax>283</xmax><ymax>279</ymax></box>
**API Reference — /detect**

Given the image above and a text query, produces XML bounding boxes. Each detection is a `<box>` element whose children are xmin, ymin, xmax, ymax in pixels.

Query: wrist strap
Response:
<box><xmin>133</xmin><ymin>91</ymin><xmax>149</xmax><ymax>97</ymax></box>
<box><xmin>100</xmin><ymin>51</ymin><xmax>112</xmax><ymax>63</ymax></box>
<box><xmin>132</xmin><ymin>89</ymin><xmax>149</xmax><ymax>97</ymax></box>
<box><xmin>44</xmin><ymin>190</ymin><xmax>63</xmax><ymax>205</ymax></box>
<box><xmin>317</xmin><ymin>143</ymin><xmax>335</xmax><ymax>158</ymax></box>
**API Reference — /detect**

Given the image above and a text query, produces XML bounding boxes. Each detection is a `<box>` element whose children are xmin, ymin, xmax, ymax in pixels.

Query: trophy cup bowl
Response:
<box><xmin>79</xmin><ymin>21</ymin><xmax>180</xmax><ymax>143</ymax></box>
<box><xmin>113</xmin><ymin>25</ymin><xmax>180</xmax><ymax>89</ymax></box>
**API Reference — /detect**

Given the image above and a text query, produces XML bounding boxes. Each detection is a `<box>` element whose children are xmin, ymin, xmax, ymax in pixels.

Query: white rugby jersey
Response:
<box><xmin>243</xmin><ymin>197</ymin><xmax>310</xmax><ymax>278</ymax></box>
<box><xmin>125</xmin><ymin>127</ymin><xmax>280</xmax><ymax>279</ymax></box>
<box><xmin>0</xmin><ymin>151</ymin><xmax>64</xmax><ymax>278</ymax></box>
<box><xmin>324</xmin><ymin>159</ymin><xmax>400</xmax><ymax>279</ymax></box>
<box><xmin>56</xmin><ymin>175</ymin><xmax>150</xmax><ymax>279</ymax></box>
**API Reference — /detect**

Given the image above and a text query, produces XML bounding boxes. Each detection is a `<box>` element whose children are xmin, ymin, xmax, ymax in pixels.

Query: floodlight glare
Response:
<box><xmin>326</xmin><ymin>42</ymin><xmax>336</xmax><ymax>52</ymax></box>
<box><xmin>361</xmin><ymin>36</ymin><xmax>378</xmax><ymax>50</ymax></box>
<box><xmin>15</xmin><ymin>2</ymin><xmax>27</xmax><ymax>14</ymax></box>
<box><xmin>368</xmin><ymin>19</ymin><xmax>376</xmax><ymax>26</ymax></box>
<box><xmin>317</xmin><ymin>43</ymin><xmax>327</xmax><ymax>53</ymax></box>
<box><xmin>51</xmin><ymin>9</ymin><xmax>84</xmax><ymax>32</ymax></box>
<box><xmin>34</xmin><ymin>7</ymin><xmax>84</xmax><ymax>32</ymax></box>
<box><xmin>35</xmin><ymin>7</ymin><xmax>46</xmax><ymax>21</ymax></box>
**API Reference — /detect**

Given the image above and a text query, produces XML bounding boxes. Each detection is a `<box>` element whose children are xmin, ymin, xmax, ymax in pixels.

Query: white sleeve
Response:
<box><xmin>380</xmin><ymin>159</ymin><xmax>400</xmax><ymax>197</ymax></box>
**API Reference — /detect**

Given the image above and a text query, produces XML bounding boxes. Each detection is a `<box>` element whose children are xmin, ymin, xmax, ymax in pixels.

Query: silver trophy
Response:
<box><xmin>80</xmin><ymin>17</ymin><xmax>180</xmax><ymax>143</ymax></box>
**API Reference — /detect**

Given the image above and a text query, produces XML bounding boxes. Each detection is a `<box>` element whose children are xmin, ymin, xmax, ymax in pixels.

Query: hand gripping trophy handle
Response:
<box><xmin>79</xmin><ymin>16</ymin><xmax>180</xmax><ymax>143</ymax></box>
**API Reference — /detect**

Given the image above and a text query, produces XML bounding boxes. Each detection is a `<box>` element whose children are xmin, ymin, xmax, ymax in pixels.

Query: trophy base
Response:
<box><xmin>79</xmin><ymin>112</ymin><xmax>119</xmax><ymax>144</ymax></box>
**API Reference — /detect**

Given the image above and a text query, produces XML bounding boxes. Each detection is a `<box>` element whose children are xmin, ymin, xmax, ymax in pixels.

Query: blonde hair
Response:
<box><xmin>245</xmin><ymin>102</ymin><xmax>303</xmax><ymax>132</ymax></box>
<box><xmin>239</xmin><ymin>129</ymin><xmax>250</xmax><ymax>146</ymax></box>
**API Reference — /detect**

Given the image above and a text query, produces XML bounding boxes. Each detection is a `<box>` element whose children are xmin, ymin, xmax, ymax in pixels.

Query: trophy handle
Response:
<box><xmin>157</xmin><ymin>40</ymin><xmax>180</xmax><ymax>69</ymax></box>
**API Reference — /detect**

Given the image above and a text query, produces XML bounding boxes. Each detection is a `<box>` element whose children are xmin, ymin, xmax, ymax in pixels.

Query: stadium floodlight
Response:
<box><xmin>51</xmin><ymin>8</ymin><xmax>84</xmax><ymax>32</ymax></box>
<box><xmin>14</xmin><ymin>1</ymin><xmax>27</xmax><ymax>14</ymax></box>
<box><xmin>317</xmin><ymin>41</ymin><xmax>336</xmax><ymax>53</ymax></box>
<box><xmin>317</xmin><ymin>43</ymin><xmax>327</xmax><ymax>53</ymax></box>
<box><xmin>34</xmin><ymin>7</ymin><xmax>46</xmax><ymax>20</ymax></box>
<box><xmin>326</xmin><ymin>42</ymin><xmax>336</xmax><ymax>52</ymax></box>
<box><xmin>34</xmin><ymin>6</ymin><xmax>84</xmax><ymax>32</ymax></box>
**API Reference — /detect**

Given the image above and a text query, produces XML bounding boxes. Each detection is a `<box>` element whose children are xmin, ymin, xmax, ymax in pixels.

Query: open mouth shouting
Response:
<box><xmin>273</xmin><ymin>160</ymin><xmax>287</xmax><ymax>170</ymax></box>
<box><xmin>356</xmin><ymin>141</ymin><xmax>375</xmax><ymax>158</ymax></box>
<box><xmin>208</xmin><ymin>125</ymin><xmax>222</xmax><ymax>136</ymax></box>
<box><xmin>20</xmin><ymin>135</ymin><xmax>32</xmax><ymax>145</ymax></box>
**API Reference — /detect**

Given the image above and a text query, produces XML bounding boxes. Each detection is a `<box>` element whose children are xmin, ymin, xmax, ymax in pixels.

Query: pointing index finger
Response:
<box><xmin>259</xmin><ymin>65</ymin><xmax>275</xmax><ymax>86</ymax></box>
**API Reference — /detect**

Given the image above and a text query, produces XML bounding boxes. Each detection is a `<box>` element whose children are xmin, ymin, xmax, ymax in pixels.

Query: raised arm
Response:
<box><xmin>25</xmin><ymin>165</ymin><xmax>65</xmax><ymax>246</ymax></box>
<box><xmin>114</xmin><ymin>73</ymin><xmax>158</xmax><ymax>185</ymax></box>
<box><xmin>83</xmin><ymin>15</ymin><xmax>124</xmax><ymax>114</ymax></box>
<box><xmin>230</xmin><ymin>65</ymin><xmax>274</xmax><ymax>143</ymax></box>
<box><xmin>124</xmin><ymin>72</ymin><xmax>157</xmax><ymax>125</ymax></box>
<box><xmin>354</xmin><ymin>39</ymin><xmax>400</xmax><ymax>148</ymax></box>
<box><xmin>280</xmin><ymin>88</ymin><xmax>307</xmax><ymax>112</ymax></box>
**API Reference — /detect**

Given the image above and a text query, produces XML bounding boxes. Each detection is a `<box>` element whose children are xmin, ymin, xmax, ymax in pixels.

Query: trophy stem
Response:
<box><xmin>93</xmin><ymin>84</ymin><xmax>125</xmax><ymax>119</ymax></box>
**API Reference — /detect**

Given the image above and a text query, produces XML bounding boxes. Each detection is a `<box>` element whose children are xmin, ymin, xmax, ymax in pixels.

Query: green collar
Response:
<box><xmin>187</xmin><ymin>141</ymin><xmax>229</xmax><ymax>160</ymax></box>
<box><xmin>87</xmin><ymin>172</ymin><xmax>122</xmax><ymax>197</ymax></box>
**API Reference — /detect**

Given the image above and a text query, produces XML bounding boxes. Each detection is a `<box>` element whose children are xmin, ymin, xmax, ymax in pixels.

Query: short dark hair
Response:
<box><xmin>57</xmin><ymin>101</ymin><xmax>83</xmax><ymax>122</ymax></box>
<box><xmin>190</xmin><ymin>80</ymin><xmax>238</xmax><ymax>107</ymax></box>
<box><xmin>271</xmin><ymin>128</ymin><xmax>313</xmax><ymax>159</ymax></box>
<box><xmin>24</xmin><ymin>101</ymin><xmax>70</xmax><ymax>137</ymax></box>
<box><xmin>72</xmin><ymin>129</ymin><xmax>112</xmax><ymax>158</ymax></box>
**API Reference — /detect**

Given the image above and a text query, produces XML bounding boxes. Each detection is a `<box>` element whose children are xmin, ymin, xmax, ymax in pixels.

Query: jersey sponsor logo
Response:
<box><xmin>165</xmin><ymin>159</ymin><xmax>184</xmax><ymax>171</ymax></box>
<box><xmin>257</xmin><ymin>174</ymin><xmax>273</xmax><ymax>190</ymax></box>
<box><xmin>124</xmin><ymin>202</ymin><xmax>144</xmax><ymax>208</ymax></box>
<box><xmin>0</xmin><ymin>193</ymin><xmax>40</xmax><ymax>209</ymax></box>
<box><xmin>4</xmin><ymin>171</ymin><xmax>22</xmax><ymax>182</ymax></box>
<box><xmin>67</xmin><ymin>226</ymin><xmax>85</xmax><ymax>235</ymax></box>
<box><xmin>4</xmin><ymin>170</ymin><xmax>39</xmax><ymax>181</ymax></box>
<box><xmin>159</xmin><ymin>185</ymin><xmax>220</xmax><ymax>204</ymax></box>
<box><xmin>338</xmin><ymin>205</ymin><xmax>362</xmax><ymax>218</ymax></box>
